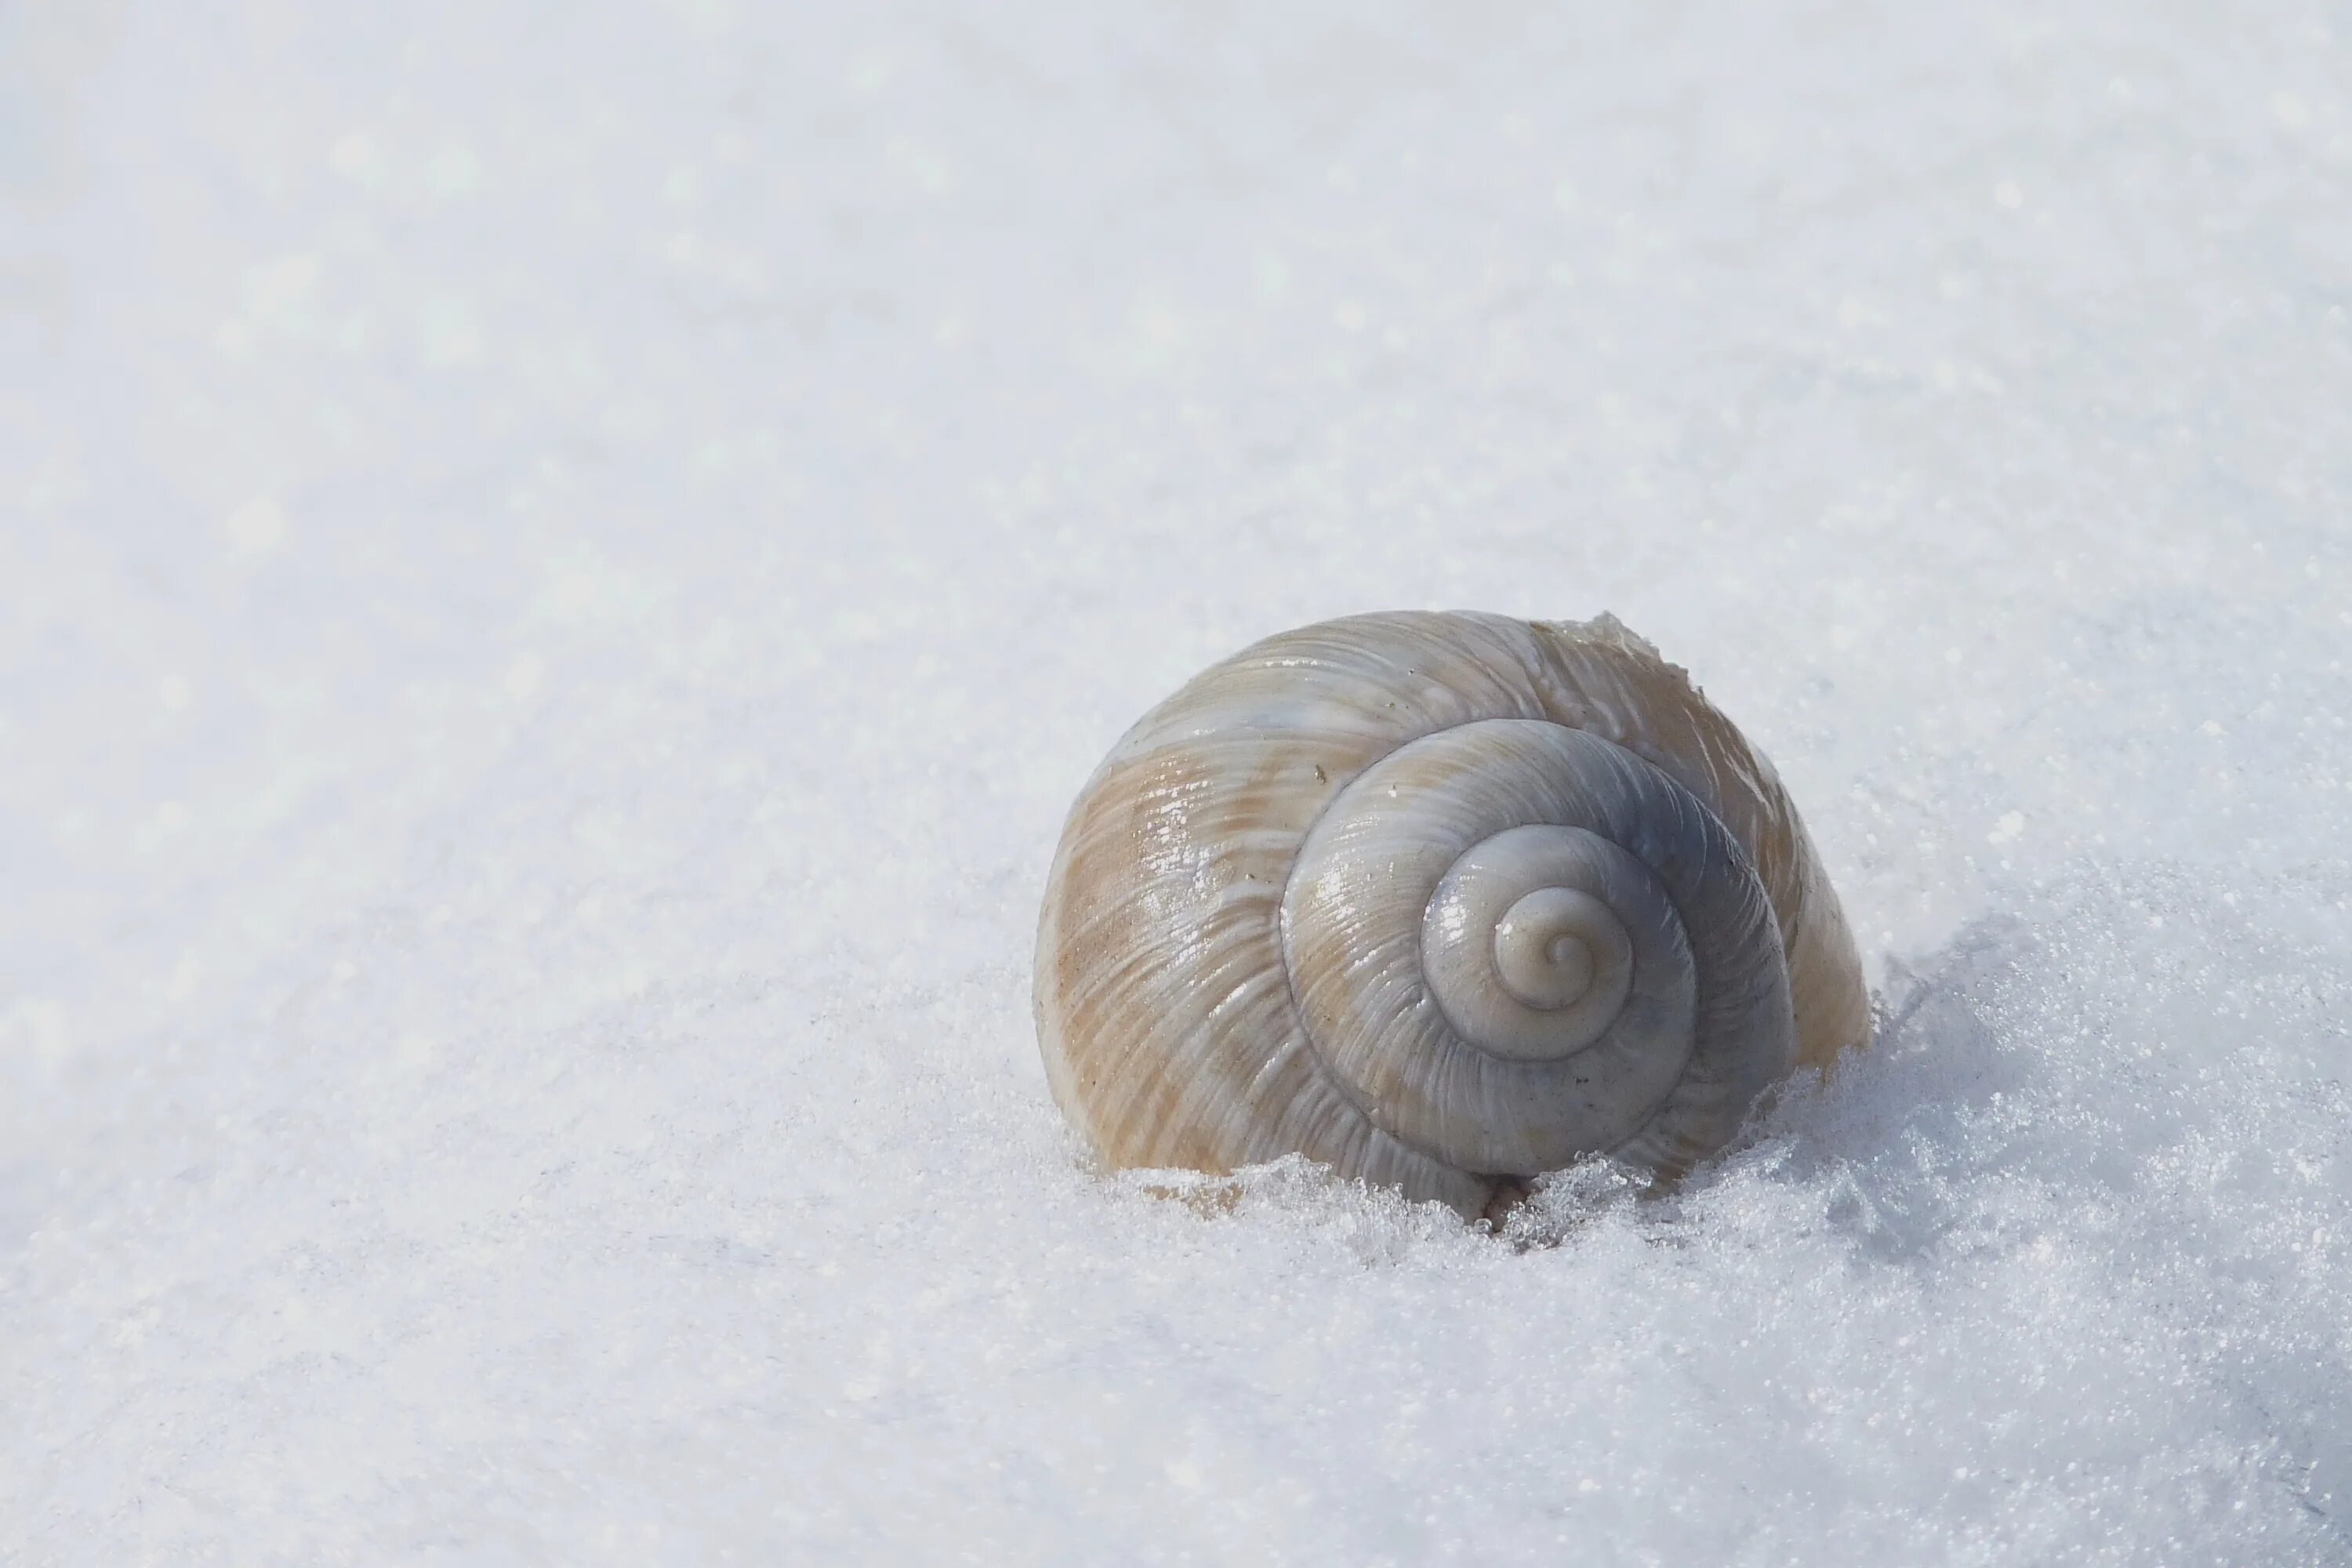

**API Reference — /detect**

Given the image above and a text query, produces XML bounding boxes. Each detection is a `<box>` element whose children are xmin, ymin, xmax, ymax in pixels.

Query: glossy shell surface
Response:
<box><xmin>1034</xmin><ymin>612</ymin><xmax>1869</xmax><ymax>1216</ymax></box>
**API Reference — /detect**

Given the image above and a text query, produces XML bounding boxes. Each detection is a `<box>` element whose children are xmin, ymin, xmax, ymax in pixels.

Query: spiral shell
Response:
<box><xmin>1034</xmin><ymin>612</ymin><xmax>1870</xmax><ymax>1218</ymax></box>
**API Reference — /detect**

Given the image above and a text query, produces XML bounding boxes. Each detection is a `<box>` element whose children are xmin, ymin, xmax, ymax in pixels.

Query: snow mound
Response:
<box><xmin>5</xmin><ymin>2</ymin><xmax>2350</xmax><ymax>1562</ymax></box>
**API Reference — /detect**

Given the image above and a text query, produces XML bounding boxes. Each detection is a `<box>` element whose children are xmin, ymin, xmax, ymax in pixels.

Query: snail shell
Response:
<box><xmin>1034</xmin><ymin>612</ymin><xmax>1869</xmax><ymax>1218</ymax></box>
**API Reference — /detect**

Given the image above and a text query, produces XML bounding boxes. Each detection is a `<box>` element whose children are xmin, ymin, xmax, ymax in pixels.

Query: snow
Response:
<box><xmin>5</xmin><ymin>2</ymin><xmax>2351</xmax><ymax>1562</ymax></box>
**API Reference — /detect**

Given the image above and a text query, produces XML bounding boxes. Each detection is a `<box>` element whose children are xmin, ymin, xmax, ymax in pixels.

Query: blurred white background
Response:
<box><xmin>4</xmin><ymin>2</ymin><xmax>2350</xmax><ymax>1562</ymax></box>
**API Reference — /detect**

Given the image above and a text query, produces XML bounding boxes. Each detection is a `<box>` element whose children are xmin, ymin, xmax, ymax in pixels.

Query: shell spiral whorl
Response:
<box><xmin>1035</xmin><ymin>612</ymin><xmax>1869</xmax><ymax>1219</ymax></box>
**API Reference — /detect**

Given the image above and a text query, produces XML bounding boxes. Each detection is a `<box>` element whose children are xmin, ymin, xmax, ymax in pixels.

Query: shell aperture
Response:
<box><xmin>1033</xmin><ymin>612</ymin><xmax>1870</xmax><ymax>1218</ymax></box>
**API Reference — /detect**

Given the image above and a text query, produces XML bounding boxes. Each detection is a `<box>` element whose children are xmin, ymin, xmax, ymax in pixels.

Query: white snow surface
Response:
<box><xmin>6</xmin><ymin>2</ymin><xmax>2352</xmax><ymax>1563</ymax></box>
